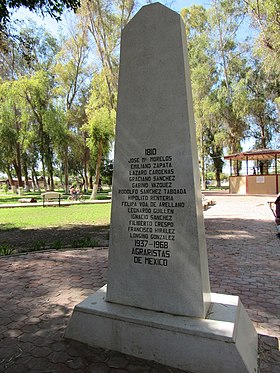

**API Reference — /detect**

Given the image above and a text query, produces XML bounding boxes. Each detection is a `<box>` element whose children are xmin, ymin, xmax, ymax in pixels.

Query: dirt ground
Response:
<box><xmin>0</xmin><ymin>224</ymin><xmax>110</xmax><ymax>253</ymax></box>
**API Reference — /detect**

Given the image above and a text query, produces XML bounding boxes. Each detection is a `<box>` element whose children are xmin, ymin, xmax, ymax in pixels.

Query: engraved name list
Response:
<box><xmin>117</xmin><ymin>148</ymin><xmax>186</xmax><ymax>267</ymax></box>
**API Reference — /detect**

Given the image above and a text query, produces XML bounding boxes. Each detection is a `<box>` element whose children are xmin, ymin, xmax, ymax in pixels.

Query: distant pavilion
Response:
<box><xmin>224</xmin><ymin>149</ymin><xmax>280</xmax><ymax>194</ymax></box>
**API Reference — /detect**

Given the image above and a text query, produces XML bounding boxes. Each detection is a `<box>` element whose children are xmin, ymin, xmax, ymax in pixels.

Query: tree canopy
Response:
<box><xmin>0</xmin><ymin>0</ymin><xmax>279</xmax><ymax>190</ymax></box>
<box><xmin>0</xmin><ymin>0</ymin><xmax>80</xmax><ymax>31</ymax></box>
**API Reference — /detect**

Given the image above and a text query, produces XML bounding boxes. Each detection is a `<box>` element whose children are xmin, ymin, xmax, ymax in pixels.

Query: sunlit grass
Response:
<box><xmin>0</xmin><ymin>204</ymin><xmax>111</xmax><ymax>230</ymax></box>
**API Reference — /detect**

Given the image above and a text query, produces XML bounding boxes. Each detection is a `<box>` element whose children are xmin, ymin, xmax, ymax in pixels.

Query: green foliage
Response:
<box><xmin>209</xmin><ymin>0</ymin><xmax>250</xmax><ymax>153</ymax></box>
<box><xmin>1</xmin><ymin>23</ymin><xmax>59</xmax><ymax>79</ymax></box>
<box><xmin>18</xmin><ymin>23</ymin><xmax>59</xmax><ymax>72</ymax></box>
<box><xmin>71</xmin><ymin>237</ymin><xmax>100</xmax><ymax>248</ymax></box>
<box><xmin>84</xmin><ymin>74</ymin><xmax>115</xmax><ymax>198</ymax></box>
<box><xmin>244</xmin><ymin>0</ymin><xmax>280</xmax><ymax>75</ymax></box>
<box><xmin>182</xmin><ymin>5</ymin><xmax>227</xmax><ymax>187</ymax></box>
<box><xmin>85</xmin><ymin>107</ymin><xmax>115</xmax><ymax>150</ymax></box>
<box><xmin>51</xmin><ymin>240</ymin><xmax>63</xmax><ymax>250</ymax></box>
<box><xmin>31</xmin><ymin>240</ymin><xmax>46</xmax><ymax>251</ymax></box>
<box><xmin>0</xmin><ymin>244</ymin><xmax>14</xmax><ymax>255</ymax></box>
<box><xmin>0</xmin><ymin>1</ymin><xmax>279</xmax><ymax>193</ymax></box>
<box><xmin>2</xmin><ymin>184</ymin><xmax>8</xmax><ymax>193</ymax></box>
<box><xmin>101</xmin><ymin>159</ymin><xmax>113</xmax><ymax>186</ymax></box>
<box><xmin>53</xmin><ymin>20</ymin><xmax>91</xmax><ymax>192</ymax></box>
<box><xmin>78</xmin><ymin>0</ymin><xmax>137</xmax><ymax>110</ymax></box>
<box><xmin>182</xmin><ymin>0</ymin><xmax>278</xmax><ymax>184</ymax></box>
<box><xmin>0</xmin><ymin>0</ymin><xmax>81</xmax><ymax>32</ymax></box>
<box><xmin>245</xmin><ymin>58</ymin><xmax>280</xmax><ymax>148</ymax></box>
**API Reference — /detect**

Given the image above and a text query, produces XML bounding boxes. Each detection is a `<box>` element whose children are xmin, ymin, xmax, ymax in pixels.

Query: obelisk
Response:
<box><xmin>106</xmin><ymin>1</ymin><xmax>210</xmax><ymax>319</ymax></box>
<box><xmin>66</xmin><ymin>4</ymin><xmax>258</xmax><ymax>372</ymax></box>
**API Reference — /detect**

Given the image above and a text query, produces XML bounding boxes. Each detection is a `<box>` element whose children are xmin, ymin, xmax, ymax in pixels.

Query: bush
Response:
<box><xmin>0</xmin><ymin>244</ymin><xmax>14</xmax><ymax>255</ymax></box>
<box><xmin>2</xmin><ymin>184</ymin><xmax>8</xmax><ymax>193</ymax></box>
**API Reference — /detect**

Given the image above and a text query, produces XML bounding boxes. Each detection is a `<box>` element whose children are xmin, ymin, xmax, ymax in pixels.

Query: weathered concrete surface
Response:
<box><xmin>107</xmin><ymin>2</ymin><xmax>210</xmax><ymax>318</ymax></box>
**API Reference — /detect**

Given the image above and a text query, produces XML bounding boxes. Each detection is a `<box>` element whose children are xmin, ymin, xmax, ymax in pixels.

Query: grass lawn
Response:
<box><xmin>0</xmin><ymin>189</ymin><xmax>111</xmax><ymax>204</ymax></box>
<box><xmin>0</xmin><ymin>192</ymin><xmax>41</xmax><ymax>204</ymax></box>
<box><xmin>0</xmin><ymin>204</ymin><xmax>111</xmax><ymax>230</ymax></box>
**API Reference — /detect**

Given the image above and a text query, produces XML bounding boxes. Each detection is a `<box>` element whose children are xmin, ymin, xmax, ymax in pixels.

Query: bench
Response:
<box><xmin>41</xmin><ymin>192</ymin><xmax>62</xmax><ymax>207</ymax></box>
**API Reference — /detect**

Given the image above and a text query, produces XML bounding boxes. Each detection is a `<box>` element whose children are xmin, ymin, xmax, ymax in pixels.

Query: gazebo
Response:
<box><xmin>224</xmin><ymin>149</ymin><xmax>280</xmax><ymax>194</ymax></box>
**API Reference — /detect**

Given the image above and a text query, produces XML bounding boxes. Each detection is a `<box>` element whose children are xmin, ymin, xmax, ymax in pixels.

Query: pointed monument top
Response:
<box><xmin>123</xmin><ymin>1</ymin><xmax>180</xmax><ymax>34</ymax></box>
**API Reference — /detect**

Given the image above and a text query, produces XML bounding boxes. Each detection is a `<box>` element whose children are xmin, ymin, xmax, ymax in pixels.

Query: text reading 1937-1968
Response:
<box><xmin>118</xmin><ymin>148</ymin><xmax>186</xmax><ymax>267</ymax></box>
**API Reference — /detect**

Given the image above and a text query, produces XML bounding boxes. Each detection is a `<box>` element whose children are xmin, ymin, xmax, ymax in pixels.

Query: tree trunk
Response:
<box><xmin>83</xmin><ymin>146</ymin><xmax>90</xmax><ymax>192</ymax></box>
<box><xmin>14</xmin><ymin>142</ymin><xmax>23</xmax><ymax>187</ymax></box>
<box><xmin>90</xmin><ymin>140</ymin><xmax>103</xmax><ymax>200</ymax></box>
<box><xmin>47</xmin><ymin>160</ymin><xmax>55</xmax><ymax>190</ymax></box>
<box><xmin>212</xmin><ymin>152</ymin><xmax>224</xmax><ymax>187</ymax></box>
<box><xmin>32</xmin><ymin>166</ymin><xmax>40</xmax><ymax>192</ymax></box>
<box><xmin>200</xmin><ymin>134</ymin><xmax>206</xmax><ymax>190</ymax></box>
<box><xmin>64</xmin><ymin>146</ymin><xmax>69</xmax><ymax>193</ymax></box>
<box><xmin>6</xmin><ymin>168</ymin><xmax>14</xmax><ymax>187</ymax></box>
<box><xmin>41</xmin><ymin>153</ymin><xmax>48</xmax><ymax>190</ymax></box>
<box><xmin>201</xmin><ymin>159</ymin><xmax>206</xmax><ymax>190</ymax></box>
<box><xmin>23</xmin><ymin>165</ymin><xmax>30</xmax><ymax>191</ymax></box>
<box><xmin>215</xmin><ymin>170</ymin><xmax>221</xmax><ymax>187</ymax></box>
<box><xmin>260</xmin><ymin>117</ymin><xmax>266</xmax><ymax>148</ymax></box>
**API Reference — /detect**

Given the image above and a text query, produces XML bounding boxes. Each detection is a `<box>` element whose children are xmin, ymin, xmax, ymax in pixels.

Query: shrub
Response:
<box><xmin>0</xmin><ymin>244</ymin><xmax>14</xmax><ymax>255</ymax></box>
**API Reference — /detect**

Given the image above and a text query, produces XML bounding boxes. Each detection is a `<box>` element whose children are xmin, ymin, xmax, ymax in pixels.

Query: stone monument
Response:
<box><xmin>65</xmin><ymin>4</ymin><xmax>258</xmax><ymax>372</ymax></box>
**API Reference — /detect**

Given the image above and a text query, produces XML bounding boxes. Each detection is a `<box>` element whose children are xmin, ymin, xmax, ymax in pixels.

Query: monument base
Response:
<box><xmin>65</xmin><ymin>286</ymin><xmax>258</xmax><ymax>373</ymax></box>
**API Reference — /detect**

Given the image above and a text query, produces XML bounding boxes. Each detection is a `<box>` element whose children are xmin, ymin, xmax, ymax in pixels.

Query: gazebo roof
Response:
<box><xmin>224</xmin><ymin>149</ymin><xmax>280</xmax><ymax>161</ymax></box>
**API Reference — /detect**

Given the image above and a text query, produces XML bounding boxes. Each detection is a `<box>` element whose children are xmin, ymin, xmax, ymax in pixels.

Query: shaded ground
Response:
<box><xmin>0</xmin><ymin>225</ymin><xmax>110</xmax><ymax>253</ymax></box>
<box><xmin>0</xmin><ymin>194</ymin><xmax>279</xmax><ymax>372</ymax></box>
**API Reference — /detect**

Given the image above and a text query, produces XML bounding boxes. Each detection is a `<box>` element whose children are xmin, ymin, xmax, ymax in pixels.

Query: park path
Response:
<box><xmin>204</xmin><ymin>194</ymin><xmax>279</xmax><ymax>339</ymax></box>
<box><xmin>0</xmin><ymin>193</ymin><xmax>279</xmax><ymax>372</ymax></box>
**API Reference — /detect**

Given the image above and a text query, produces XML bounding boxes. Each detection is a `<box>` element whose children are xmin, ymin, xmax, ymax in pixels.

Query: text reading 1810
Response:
<box><xmin>145</xmin><ymin>148</ymin><xmax>156</xmax><ymax>156</ymax></box>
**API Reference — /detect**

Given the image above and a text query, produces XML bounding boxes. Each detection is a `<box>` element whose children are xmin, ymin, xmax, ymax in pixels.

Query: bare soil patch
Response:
<box><xmin>0</xmin><ymin>224</ymin><xmax>110</xmax><ymax>253</ymax></box>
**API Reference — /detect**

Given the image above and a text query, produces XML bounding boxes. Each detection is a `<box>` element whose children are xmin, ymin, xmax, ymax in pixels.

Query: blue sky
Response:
<box><xmin>14</xmin><ymin>1</ymin><xmax>211</xmax><ymax>36</ymax></box>
<box><xmin>172</xmin><ymin>0</ymin><xmax>210</xmax><ymax>11</ymax></box>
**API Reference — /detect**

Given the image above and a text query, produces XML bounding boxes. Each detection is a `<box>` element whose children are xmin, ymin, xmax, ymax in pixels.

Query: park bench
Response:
<box><xmin>41</xmin><ymin>192</ymin><xmax>62</xmax><ymax>207</ymax></box>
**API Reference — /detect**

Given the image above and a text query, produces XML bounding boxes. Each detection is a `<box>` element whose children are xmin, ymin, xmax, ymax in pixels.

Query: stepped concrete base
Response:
<box><xmin>65</xmin><ymin>286</ymin><xmax>258</xmax><ymax>373</ymax></box>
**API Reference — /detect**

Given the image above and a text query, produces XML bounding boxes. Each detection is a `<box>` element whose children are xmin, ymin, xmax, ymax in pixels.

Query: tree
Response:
<box><xmin>245</xmin><ymin>58</ymin><xmax>280</xmax><ymax>148</ymax></box>
<box><xmin>0</xmin><ymin>79</ymin><xmax>26</xmax><ymax>186</ymax></box>
<box><xmin>0</xmin><ymin>21</ymin><xmax>59</xmax><ymax>80</ymax></box>
<box><xmin>78</xmin><ymin>1</ymin><xmax>137</xmax><ymax>197</ymax></box>
<box><xmin>79</xmin><ymin>0</ymin><xmax>137</xmax><ymax>111</ymax></box>
<box><xmin>84</xmin><ymin>76</ymin><xmax>115</xmax><ymax>199</ymax></box>
<box><xmin>84</xmin><ymin>107</ymin><xmax>115</xmax><ymax>199</ymax></box>
<box><xmin>181</xmin><ymin>5</ymin><xmax>226</xmax><ymax>187</ymax></box>
<box><xmin>0</xmin><ymin>0</ymin><xmax>81</xmax><ymax>32</ymax></box>
<box><xmin>242</xmin><ymin>0</ymin><xmax>280</xmax><ymax>74</ymax></box>
<box><xmin>240</xmin><ymin>0</ymin><xmax>280</xmax><ymax>111</ymax></box>
<box><xmin>16</xmin><ymin>70</ymin><xmax>66</xmax><ymax>190</ymax></box>
<box><xmin>0</xmin><ymin>21</ymin><xmax>62</xmax><ymax>190</ymax></box>
<box><xmin>0</xmin><ymin>21</ymin><xmax>64</xmax><ymax>191</ymax></box>
<box><xmin>54</xmin><ymin>18</ymin><xmax>90</xmax><ymax>192</ymax></box>
<box><xmin>210</xmin><ymin>0</ymin><xmax>250</xmax><ymax>156</ymax></box>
